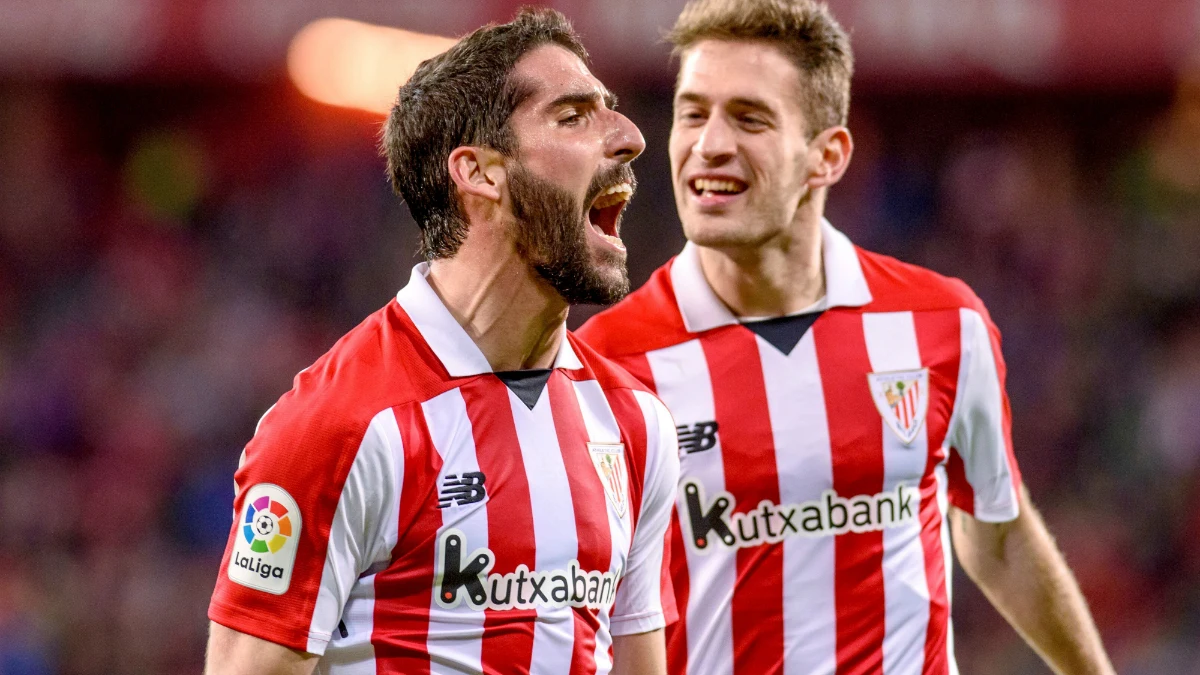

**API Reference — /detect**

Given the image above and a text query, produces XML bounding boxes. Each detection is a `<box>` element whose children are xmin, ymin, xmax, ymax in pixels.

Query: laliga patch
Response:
<box><xmin>228</xmin><ymin>483</ymin><xmax>301</xmax><ymax>594</ymax></box>
<box><xmin>588</xmin><ymin>442</ymin><xmax>629</xmax><ymax>519</ymax></box>
<box><xmin>867</xmin><ymin>368</ymin><xmax>929</xmax><ymax>446</ymax></box>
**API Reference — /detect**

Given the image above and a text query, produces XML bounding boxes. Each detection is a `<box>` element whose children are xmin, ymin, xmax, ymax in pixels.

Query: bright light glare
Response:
<box><xmin>288</xmin><ymin>18</ymin><xmax>456</xmax><ymax>115</ymax></box>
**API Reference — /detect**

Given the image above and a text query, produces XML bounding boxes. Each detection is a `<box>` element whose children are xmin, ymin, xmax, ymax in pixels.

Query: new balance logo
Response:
<box><xmin>677</xmin><ymin>421</ymin><xmax>719</xmax><ymax>454</ymax></box>
<box><xmin>437</xmin><ymin>472</ymin><xmax>487</xmax><ymax>509</ymax></box>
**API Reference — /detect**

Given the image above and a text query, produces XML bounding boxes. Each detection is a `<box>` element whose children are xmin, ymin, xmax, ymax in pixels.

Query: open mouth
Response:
<box><xmin>688</xmin><ymin>177</ymin><xmax>748</xmax><ymax>198</ymax></box>
<box><xmin>587</xmin><ymin>182</ymin><xmax>633</xmax><ymax>244</ymax></box>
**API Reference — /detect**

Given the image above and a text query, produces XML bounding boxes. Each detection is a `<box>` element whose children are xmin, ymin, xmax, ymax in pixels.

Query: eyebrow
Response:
<box><xmin>676</xmin><ymin>91</ymin><xmax>776</xmax><ymax>115</ymax></box>
<box><xmin>545</xmin><ymin>89</ymin><xmax>618</xmax><ymax>113</ymax></box>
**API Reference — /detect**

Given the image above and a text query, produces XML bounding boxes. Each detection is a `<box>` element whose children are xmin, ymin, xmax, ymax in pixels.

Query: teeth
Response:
<box><xmin>595</xmin><ymin>231</ymin><xmax>626</xmax><ymax>251</ymax></box>
<box><xmin>591</xmin><ymin>182</ymin><xmax>633</xmax><ymax>209</ymax></box>
<box><xmin>691</xmin><ymin>178</ymin><xmax>743</xmax><ymax>193</ymax></box>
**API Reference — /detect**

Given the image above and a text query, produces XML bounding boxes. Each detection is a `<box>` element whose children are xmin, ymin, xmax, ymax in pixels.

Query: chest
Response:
<box><xmin>391</xmin><ymin>375</ymin><xmax>636</xmax><ymax>611</ymax></box>
<box><xmin>647</xmin><ymin>311</ymin><xmax>962</xmax><ymax>502</ymax></box>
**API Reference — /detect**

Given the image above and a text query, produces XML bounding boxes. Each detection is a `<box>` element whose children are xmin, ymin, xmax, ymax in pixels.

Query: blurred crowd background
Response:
<box><xmin>1</xmin><ymin>0</ymin><xmax>1199</xmax><ymax>673</ymax></box>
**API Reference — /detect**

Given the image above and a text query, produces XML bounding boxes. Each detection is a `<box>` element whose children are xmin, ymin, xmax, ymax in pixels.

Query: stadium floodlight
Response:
<box><xmin>287</xmin><ymin>18</ymin><xmax>456</xmax><ymax>115</ymax></box>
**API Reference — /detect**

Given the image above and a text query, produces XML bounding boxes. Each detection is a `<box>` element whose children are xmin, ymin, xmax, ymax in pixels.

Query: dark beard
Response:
<box><xmin>507</xmin><ymin>163</ymin><xmax>632</xmax><ymax>306</ymax></box>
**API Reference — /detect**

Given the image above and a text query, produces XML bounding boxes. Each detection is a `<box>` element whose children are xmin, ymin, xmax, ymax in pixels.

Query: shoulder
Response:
<box><xmin>577</xmin><ymin>260</ymin><xmax>694</xmax><ymax>359</ymax></box>
<box><xmin>566</xmin><ymin>335</ymin><xmax>677</xmax><ymax>451</ymax></box>
<box><xmin>251</xmin><ymin>300</ymin><xmax>448</xmax><ymax>454</ymax></box>
<box><xmin>566</xmin><ymin>332</ymin><xmax>656</xmax><ymax>395</ymax></box>
<box><xmin>856</xmin><ymin>246</ymin><xmax>989</xmax><ymax>316</ymax></box>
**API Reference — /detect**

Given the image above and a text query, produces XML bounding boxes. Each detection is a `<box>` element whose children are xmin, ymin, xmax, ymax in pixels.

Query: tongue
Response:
<box><xmin>591</xmin><ymin>204</ymin><xmax>620</xmax><ymax>236</ymax></box>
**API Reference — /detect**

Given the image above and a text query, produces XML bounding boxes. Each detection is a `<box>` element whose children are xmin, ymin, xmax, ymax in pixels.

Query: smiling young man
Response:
<box><xmin>578</xmin><ymin>0</ymin><xmax>1114</xmax><ymax>673</ymax></box>
<box><xmin>204</xmin><ymin>9</ymin><xmax>679</xmax><ymax>675</ymax></box>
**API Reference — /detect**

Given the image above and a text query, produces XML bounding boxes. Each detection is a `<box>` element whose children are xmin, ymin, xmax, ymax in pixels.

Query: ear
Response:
<box><xmin>447</xmin><ymin>145</ymin><xmax>506</xmax><ymax>204</ymax></box>
<box><xmin>805</xmin><ymin>126</ymin><xmax>854</xmax><ymax>190</ymax></box>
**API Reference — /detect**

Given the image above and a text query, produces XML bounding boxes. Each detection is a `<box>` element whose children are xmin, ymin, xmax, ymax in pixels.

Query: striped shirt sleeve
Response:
<box><xmin>208</xmin><ymin>403</ymin><xmax>402</xmax><ymax>654</ymax></box>
<box><xmin>946</xmin><ymin>306</ymin><xmax>1021</xmax><ymax>522</ymax></box>
<box><xmin>610</xmin><ymin>391</ymin><xmax>682</xmax><ymax>636</ymax></box>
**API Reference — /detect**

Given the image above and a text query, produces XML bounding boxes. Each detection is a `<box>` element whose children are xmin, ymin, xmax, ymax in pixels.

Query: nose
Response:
<box><xmin>694</xmin><ymin>115</ymin><xmax>736</xmax><ymax>162</ymax></box>
<box><xmin>607</xmin><ymin>110</ymin><xmax>646</xmax><ymax>163</ymax></box>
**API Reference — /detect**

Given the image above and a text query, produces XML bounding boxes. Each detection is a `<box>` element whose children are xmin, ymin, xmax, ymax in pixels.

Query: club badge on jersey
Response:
<box><xmin>228</xmin><ymin>483</ymin><xmax>302</xmax><ymax>594</ymax></box>
<box><xmin>588</xmin><ymin>442</ymin><xmax>628</xmax><ymax>518</ymax></box>
<box><xmin>867</xmin><ymin>368</ymin><xmax>930</xmax><ymax>446</ymax></box>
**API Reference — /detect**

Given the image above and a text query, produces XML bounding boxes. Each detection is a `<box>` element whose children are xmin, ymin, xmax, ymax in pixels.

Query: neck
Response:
<box><xmin>426</xmin><ymin>241</ymin><xmax>568</xmax><ymax>372</ymax></box>
<box><xmin>697</xmin><ymin>211</ymin><xmax>825</xmax><ymax>318</ymax></box>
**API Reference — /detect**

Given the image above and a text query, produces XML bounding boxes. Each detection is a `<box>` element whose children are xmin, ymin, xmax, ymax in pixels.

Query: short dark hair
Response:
<box><xmin>667</xmin><ymin>0</ymin><xmax>853</xmax><ymax>136</ymax></box>
<box><xmin>381</xmin><ymin>7</ymin><xmax>588</xmax><ymax>260</ymax></box>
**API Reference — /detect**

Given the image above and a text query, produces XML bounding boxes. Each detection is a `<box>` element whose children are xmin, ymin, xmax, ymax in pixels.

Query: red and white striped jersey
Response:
<box><xmin>578</xmin><ymin>221</ymin><xmax>1022</xmax><ymax>675</ymax></box>
<box><xmin>208</xmin><ymin>263</ymin><xmax>680</xmax><ymax>674</ymax></box>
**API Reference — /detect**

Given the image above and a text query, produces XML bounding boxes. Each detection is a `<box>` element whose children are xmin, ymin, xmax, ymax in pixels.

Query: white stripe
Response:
<box><xmin>609</xmin><ymin>391</ymin><xmax>676</xmax><ymax>642</ymax></box>
<box><xmin>646</xmin><ymin>339</ymin><xmax>734</xmax><ymax>675</ymax></box>
<box><xmin>322</xmin><ymin>408</ymin><xmax>407</xmax><ymax>673</ymax></box>
<box><xmin>862</xmin><ymin>312</ymin><xmax>932</xmax><ymax>675</ymax></box>
<box><xmin>319</xmin><ymin>576</ymin><xmax>377</xmax><ymax>674</ymax></box>
<box><xmin>512</xmin><ymin>390</ymin><xmax>578</xmax><ymax>675</ymax></box>
<box><xmin>573</xmin><ymin>379</ymin><xmax>622</xmax><ymax>442</ymax></box>
<box><xmin>421</xmin><ymin>388</ymin><xmax>487</xmax><ymax>675</ymax></box>
<box><xmin>628</xmin><ymin>390</ymin><xmax>673</xmax><ymax>625</ymax></box>
<box><xmin>307</xmin><ymin>407</ymin><xmax>405</xmax><ymax>663</ymax></box>
<box><xmin>571</xmin><ymin>379</ymin><xmax>629</xmax><ymax>672</ymax></box>
<box><xmin>595</xmin><ymin>607</ymin><xmax>615</xmax><ymax>675</ymax></box>
<box><xmin>758</xmin><ymin>331</ymin><xmax>837</xmax><ymax>675</ymax></box>
<box><xmin>950</xmin><ymin>309</ymin><xmax>1019</xmax><ymax>521</ymax></box>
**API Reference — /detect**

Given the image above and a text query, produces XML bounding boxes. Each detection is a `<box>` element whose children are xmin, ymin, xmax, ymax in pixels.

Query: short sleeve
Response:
<box><xmin>610</xmin><ymin>391</ymin><xmax>682</xmax><ymax>636</ymax></box>
<box><xmin>946</xmin><ymin>306</ymin><xmax>1021</xmax><ymax>522</ymax></box>
<box><xmin>208</xmin><ymin>401</ymin><xmax>402</xmax><ymax>654</ymax></box>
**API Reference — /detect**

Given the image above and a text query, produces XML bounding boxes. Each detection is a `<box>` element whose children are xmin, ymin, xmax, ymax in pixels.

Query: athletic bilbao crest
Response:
<box><xmin>867</xmin><ymin>368</ymin><xmax>929</xmax><ymax>446</ymax></box>
<box><xmin>588</xmin><ymin>442</ymin><xmax>628</xmax><ymax>518</ymax></box>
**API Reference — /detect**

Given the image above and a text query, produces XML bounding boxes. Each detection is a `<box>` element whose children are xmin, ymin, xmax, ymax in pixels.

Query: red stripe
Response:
<box><xmin>700</xmin><ymin>327</ymin><xmax>784</xmax><ymax>675</ymax></box>
<box><xmin>373</xmin><ymin>403</ymin><xmax>444</xmax><ymax>672</ymax></box>
<box><xmin>914</xmin><ymin>310</ymin><xmax>963</xmax><ymax>674</ymax></box>
<box><xmin>813</xmin><ymin>314</ymin><xmax>886</xmax><ymax>675</ymax></box>
<box><xmin>945</xmin><ymin>450</ymin><xmax>973</xmax><ymax>515</ymax></box>
<box><xmin>615</xmin><ymin>353</ymin><xmax>657</xmax><ymax>393</ymax></box>
<box><xmin>665</xmin><ymin>510</ymin><xmax>689</xmax><ymax>674</ymax></box>
<box><xmin>548</xmin><ymin>374</ymin><xmax>613</xmax><ymax>675</ymax></box>
<box><xmin>461</xmin><ymin>379</ymin><xmax>537</xmax><ymax>674</ymax></box>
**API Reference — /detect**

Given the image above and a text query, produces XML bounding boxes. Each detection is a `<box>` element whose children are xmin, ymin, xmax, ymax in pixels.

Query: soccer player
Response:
<box><xmin>577</xmin><ymin>0</ymin><xmax>1115</xmax><ymax>673</ymax></box>
<box><xmin>205</xmin><ymin>9</ymin><xmax>680</xmax><ymax>675</ymax></box>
